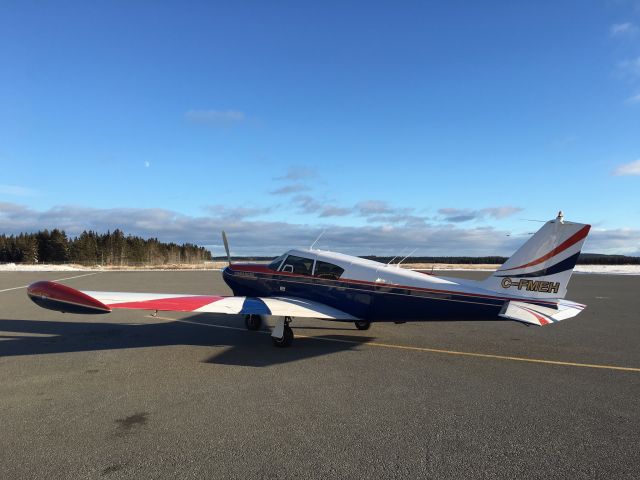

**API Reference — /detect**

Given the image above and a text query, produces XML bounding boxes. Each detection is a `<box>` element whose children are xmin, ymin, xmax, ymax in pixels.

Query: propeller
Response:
<box><xmin>221</xmin><ymin>231</ymin><xmax>232</xmax><ymax>265</ymax></box>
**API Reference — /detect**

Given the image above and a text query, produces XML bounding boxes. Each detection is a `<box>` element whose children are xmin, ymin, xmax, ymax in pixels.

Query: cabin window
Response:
<box><xmin>314</xmin><ymin>260</ymin><xmax>344</xmax><ymax>280</ymax></box>
<box><xmin>267</xmin><ymin>254</ymin><xmax>287</xmax><ymax>271</ymax></box>
<box><xmin>280</xmin><ymin>255</ymin><xmax>314</xmax><ymax>276</ymax></box>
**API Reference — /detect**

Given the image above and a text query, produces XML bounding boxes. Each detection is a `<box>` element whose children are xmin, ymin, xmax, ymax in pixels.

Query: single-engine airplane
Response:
<box><xmin>27</xmin><ymin>212</ymin><xmax>590</xmax><ymax>347</ymax></box>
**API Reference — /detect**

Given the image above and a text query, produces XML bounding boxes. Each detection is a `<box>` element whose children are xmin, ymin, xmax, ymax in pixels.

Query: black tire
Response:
<box><xmin>272</xmin><ymin>325</ymin><xmax>294</xmax><ymax>347</ymax></box>
<box><xmin>245</xmin><ymin>314</ymin><xmax>262</xmax><ymax>331</ymax></box>
<box><xmin>354</xmin><ymin>320</ymin><xmax>371</xmax><ymax>331</ymax></box>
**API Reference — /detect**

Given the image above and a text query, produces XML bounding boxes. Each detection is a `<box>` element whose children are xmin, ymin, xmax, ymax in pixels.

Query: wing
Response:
<box><xmin>499</xmin><ymin>299</ymin><xmax>585</xmax><ymax>326</ymax></box>
<box><xmin>27</xmin><ymin>281</ymin><xmax>358</xmax><ymax>320</ymax></box>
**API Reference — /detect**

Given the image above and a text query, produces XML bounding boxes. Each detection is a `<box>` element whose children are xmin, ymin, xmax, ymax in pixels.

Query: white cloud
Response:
<box><xmin>618</xmin><ymin>56</ymin><xmax>640</xmax><ymax>78</ymax></box>
<box><xmin>270</xmin><ymin>183</ymin><xmax>310</xmax><ymax>195</ymax></box>
<box><xmin>290</xmin><ymin>195</ymin><xmax>349</xmax><ymax>217</ymax></box>
<box><xmin>0</xmin><ymin>185</ymin><xmax>36</xmax><ymax>197</ymax></box>
<box><xmin>356</xmin><ymin>200</ymin><xmax>395</xmax><ymax>215</ymax></box>
<box><xmin>481</xmin><ymin>206</ymin><xmax>523</xmax><ymax>219</ymax></box>
<box><xmin>584</xmin><ymin>228</ymin><xmax>640</xmax><ymax>255</ymax></box>
<box><xmin>144</xmin><ymin>161</ymin><xmax>151</xmax><ymax>168</ymax></box>
<box><xmin>275</xmin><ymin>166</ymin><xmax>317</xmax><ymax>181</ymax></box>
<box><xmin>438</xmin><ymin>206</ymin><xmax>522</xmax><ymax>222</ymax></box>
<box><xmin>185</xmin><ymin>109</ymin><xmax>245</xmax><ymax>126</ymax></box>
<box><xmin>292</xmin><ymin>195</ymin><xmax>322</xmax><ymax>213</ymax></box>
<box><xmin>319</xmin><ymin>206</ymin><xmax>351</xmax><ymax>217</ymax></box>
<box><xmin>610</xmin><ymin>22</ymin><xmax>638</xmax><ymax>36</ymax></box>
<box><xmin>204</xmin><ymin>205</ymin><xmax>271</xmax><ymax>219</ymax></box>
<box><xmin>270</xmin><ymin>167</ymin><xmax>319</xmax><ymax>196</ymax></box>
<box><xmin>0</xmin><ymin>202</ymin><xmax>518</xmax><ymax>256</ymax></box>
<box><xmin>612</xmin><ymin>159</ymin><xmax>640</xmax><ymax>176</ymax></box>
<box><xmin>291</xmin><ymin>191</ymin><xmax>520</xmax><ymax>226</ymax></box>
<box><xmin>625</xmin><ymin>93</ymin><xmax>640</xmax><ymax>104</ymax></box>
<box><xmin>1</xmin><ymin>202</ymin><xmax>638</xmax><ymax>256</ymax></box>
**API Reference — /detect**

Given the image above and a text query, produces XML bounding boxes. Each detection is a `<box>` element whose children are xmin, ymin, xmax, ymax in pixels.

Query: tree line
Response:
<box><xmin>0</xmin><ymin>230</ymin><xmax>212</xmax><ymax>265</ymax></box>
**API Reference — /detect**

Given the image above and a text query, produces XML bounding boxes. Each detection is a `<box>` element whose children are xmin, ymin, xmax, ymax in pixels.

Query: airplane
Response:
<box><xmin>27</xmin><ymin>212</ymin><xmax>591</xmax><ymax>348</ymax></box>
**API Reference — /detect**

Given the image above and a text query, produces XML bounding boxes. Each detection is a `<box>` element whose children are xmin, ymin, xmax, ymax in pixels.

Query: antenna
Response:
<box><xmin>221</xmin><ymin>231</ymin><xmax>232</xmax><ymax>265</ymax></box>
<box><xmin>387</xmin><ymin>247</ymin><xmax>408</xmax><ymax>266</ymax></box>
<box><xmin>310</xmin><ymin>230</ymin><xmax>325</xmax><ymax>250</ymax></box>
<box><xmin>397</xmin><ymin>248</ymin><xmax>417</xmax><ymax>267</ymax></box>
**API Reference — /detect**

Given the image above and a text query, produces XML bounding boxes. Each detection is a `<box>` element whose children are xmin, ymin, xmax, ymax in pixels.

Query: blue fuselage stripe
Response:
<box><xmin>222</xmin><ymin>268</ymin><xmax>541</xmax><ymax>322</ymax></box>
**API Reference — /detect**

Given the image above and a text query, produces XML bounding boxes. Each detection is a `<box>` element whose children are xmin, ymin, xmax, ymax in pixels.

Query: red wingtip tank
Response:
<box><xmin>27</xmin><ymin>281</ymin><xmax>111</xmax><ymax>314</ymax></box>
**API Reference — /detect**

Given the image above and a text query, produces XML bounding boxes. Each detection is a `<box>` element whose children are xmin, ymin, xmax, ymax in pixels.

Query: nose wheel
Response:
<box><xmin>354</xmin><ymin>320</ymin><xmax>371</xmax><ymax>330</ymax></box>
<box><xmin>272</xmin><ymin>316</ymin><xmax>294</xmax><ymax>347</ymax></box>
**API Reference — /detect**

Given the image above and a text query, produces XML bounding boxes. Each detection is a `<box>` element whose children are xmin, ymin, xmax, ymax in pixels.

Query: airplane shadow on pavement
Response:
<box><xmin>0</xmin><ymin>313</ymin><xmax>375</xmax><ymax>367</ymax></box>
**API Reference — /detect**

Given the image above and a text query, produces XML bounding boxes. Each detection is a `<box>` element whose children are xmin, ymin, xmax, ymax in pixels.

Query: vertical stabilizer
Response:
<box><xmin>481</xmin><ymin>213</ymin><xmax>591</xmax><ymax>299</ymax></box>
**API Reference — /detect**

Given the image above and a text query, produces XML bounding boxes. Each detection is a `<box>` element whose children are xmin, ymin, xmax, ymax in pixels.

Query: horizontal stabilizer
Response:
<box><xmin>499</xmin><ymin>299</ymin><xmax>585</xmax><ymax>326</ymax></box>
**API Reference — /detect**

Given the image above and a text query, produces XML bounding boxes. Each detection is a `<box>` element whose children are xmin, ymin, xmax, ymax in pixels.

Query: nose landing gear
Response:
<box><xmin>272</xmin><ymin>316</ymin><xmax>294</xmax><ymax>347</ymax></box>
<box><xmin>354</xmin><ymin>320</ymin><xmax>371</xmax><ymax>330</ymax></box>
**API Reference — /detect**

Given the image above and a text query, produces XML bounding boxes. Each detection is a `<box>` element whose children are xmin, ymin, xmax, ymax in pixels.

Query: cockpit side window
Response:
<box><xmin>314</xmin><ymin>260</ymin><xmax>344</xmax><ymax>280</ymax></box>
<box><xmin>280</xmin><ymin>255</ymin><xmax>314</xmax><ymax>276</ymax></box>
<box><xmin>267</xmin><ymin>254</ymin><xmax>287</xmax><ymax>271</ymax></box>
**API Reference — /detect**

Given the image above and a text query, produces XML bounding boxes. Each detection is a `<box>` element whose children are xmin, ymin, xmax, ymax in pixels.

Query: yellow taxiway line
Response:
<box><xmin>304</xmin><ymin>335</ymin><xmax>640</xmax><ymax>372</ymax></box>
<box><xmin>173</xmin><ymin>318</ymin><xmax>640</xmax><ymax>373</ymax></box>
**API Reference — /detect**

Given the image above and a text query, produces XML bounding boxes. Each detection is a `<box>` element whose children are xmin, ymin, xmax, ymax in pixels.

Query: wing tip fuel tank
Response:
<box><xmin>27</xmin><ymin>281</ymin><xmax>112</xmax><ymax>314</ymax></box>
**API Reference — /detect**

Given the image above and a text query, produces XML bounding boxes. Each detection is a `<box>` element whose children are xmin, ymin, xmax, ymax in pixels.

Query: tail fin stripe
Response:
<box><xmin>495</xmin><ymin>252</ymin><xmax>581</xmax><ymax>278</ymax></box>
<box><xmin>498</xmin><ymin>225</ymin><xmax>590</xmax><ymax>272</ymax></box>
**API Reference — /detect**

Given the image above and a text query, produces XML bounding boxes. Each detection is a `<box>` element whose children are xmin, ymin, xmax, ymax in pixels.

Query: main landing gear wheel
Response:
<box><xmin>354</xmin><ymin>320</ymin><xmax>371</xmax><ymax>331</ymax></box>
<box><xmin>244</xmin><ymin>314</ymin><xmax>262</xmax><ymax>331</ymax></box>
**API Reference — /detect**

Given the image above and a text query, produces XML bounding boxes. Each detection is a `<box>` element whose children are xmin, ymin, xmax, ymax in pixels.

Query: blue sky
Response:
<box><xmin>1</xmin><ymin>1</ymin><xmax>639</xmax><ymax>255</ymax></box>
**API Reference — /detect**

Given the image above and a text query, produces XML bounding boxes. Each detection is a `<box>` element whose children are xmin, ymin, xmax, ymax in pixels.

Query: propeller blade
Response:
<box><xmin>222</xmin><ymin>231</ymin><xmax>232</xmax><ymax>265</ymax></box>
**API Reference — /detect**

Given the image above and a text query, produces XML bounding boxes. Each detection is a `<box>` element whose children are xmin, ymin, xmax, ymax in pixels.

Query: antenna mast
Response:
<box><xmin>310</xmin><ymin>230</ymin><xmax>325</xmax><ymax>250</ymax></box>
<box><xmin>387</xmin><ymin>247</ymin><xmax>408</xmax><ymax>266</ymax></box>
<box><xmin>397</xmin><ymin>248</ymin><xmax>417</xmax><ymax>268</ymax></box>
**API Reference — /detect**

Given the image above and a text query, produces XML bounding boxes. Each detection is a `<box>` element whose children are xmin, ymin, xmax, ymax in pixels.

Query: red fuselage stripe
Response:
<box><xmin>226</xmin><ymin>265</ymin><xmax>579</xmax><ymax>308</ymax></box>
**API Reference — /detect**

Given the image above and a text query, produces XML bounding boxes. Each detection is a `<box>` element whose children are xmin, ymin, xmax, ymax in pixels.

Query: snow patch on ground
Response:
<box><xmin>0</xmin><ymin>263</ymin><xmax>222</xmax><ymax>272</ymax></box>
<box><xmin>573</xmin><ymin>265</ymin><xmax>640</xmax><ymax>275</ymax></box>
<box><xmin>0</xmin><ymin>263</ymin><xmax>93</xmax><ymax>272</ymax></box>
